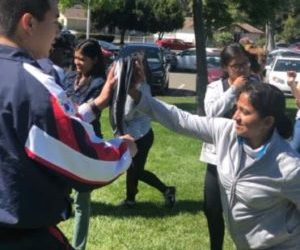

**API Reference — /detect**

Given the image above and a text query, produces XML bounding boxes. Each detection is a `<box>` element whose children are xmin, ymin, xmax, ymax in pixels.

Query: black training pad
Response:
<box><xmin>109</xmin><ymin>57</ymin><xmax>134</xmax><ymax>135</ymax></box>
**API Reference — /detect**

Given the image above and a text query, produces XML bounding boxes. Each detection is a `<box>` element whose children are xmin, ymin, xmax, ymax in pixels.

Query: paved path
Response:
<box><xmin>167</xmin><ymin>72</ymin><xmax>196</xmax><ymax>96</ymax></box>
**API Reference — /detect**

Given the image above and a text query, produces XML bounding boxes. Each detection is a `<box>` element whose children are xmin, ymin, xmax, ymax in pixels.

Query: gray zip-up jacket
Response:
<box><xmin>136</xmin><ymin>90</ymin><xmax>300</xmax><ymax>250</ymax></box>
<box><xmin>200</xmin><ymin>78</ymin><xmax>237</xmax><ymax>164</ymax></box>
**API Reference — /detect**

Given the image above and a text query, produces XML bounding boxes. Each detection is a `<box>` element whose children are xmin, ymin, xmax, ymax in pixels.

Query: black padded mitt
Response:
<box><xmin>109</xmin><ymin>56</ymin><xmax>134</xmax><ymax>135</ymax></box>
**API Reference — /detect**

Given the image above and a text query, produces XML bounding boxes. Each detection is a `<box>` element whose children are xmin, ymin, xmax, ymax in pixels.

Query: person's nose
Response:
<box><xmin>232</xmin><ymin>109</ymin><xmax>240</xmax><ymax>121</ymax></box>
<box><xmin>74</xmin><ymin>60</ymin><xmax>81</xmax><ymax>67</ymax></box>
<box><xmin>237</xmin><ymin>65</ymin><xmax>248</xmax><ymax>73</ymax></box>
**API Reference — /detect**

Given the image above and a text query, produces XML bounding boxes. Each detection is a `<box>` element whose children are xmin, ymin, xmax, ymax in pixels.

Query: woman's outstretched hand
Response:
<box><xmin>94</xmin><ymin>63</ymin><xmax>117</xmax><ymax>110</ymax></box>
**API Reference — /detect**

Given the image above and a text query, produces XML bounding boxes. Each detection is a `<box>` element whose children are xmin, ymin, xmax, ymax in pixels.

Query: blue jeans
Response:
<box><xmin>290</xmin><ymin>119</ymin><xmax>300</xmax><ymax>153</ymax></box>
<box><xmin>72</xmin><ymin>191</ymin><xmax>91</xmax><ymax>250</ymax></box>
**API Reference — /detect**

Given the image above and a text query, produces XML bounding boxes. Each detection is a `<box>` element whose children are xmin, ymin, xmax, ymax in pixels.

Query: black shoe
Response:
<box><xmin>164</xmin><ymin>186</ymin><xmax>176</xmax><ymax>208</ymax></box>
<box><xmin>121</xmin><ymin>199</ymin><xmax>136</xmax><ymax>208</ymax></box>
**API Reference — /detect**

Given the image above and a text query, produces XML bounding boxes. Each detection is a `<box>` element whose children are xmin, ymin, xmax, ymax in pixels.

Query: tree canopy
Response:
<box><xmin>60</xmin><ymin>0</ymin><xmax>300</xmax><ymax>45</ymax></box>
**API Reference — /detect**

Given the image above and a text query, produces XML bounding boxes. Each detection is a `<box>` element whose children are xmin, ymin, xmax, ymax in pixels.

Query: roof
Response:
<box><xmin>275</xmin><ymin>56</ymin><xmax>300</xmax><ymax>60</ymax></box>
<box><xmin>235</xmin><ymin>23</ymin><xmax>264</xmax><ymax>34</ymax></box>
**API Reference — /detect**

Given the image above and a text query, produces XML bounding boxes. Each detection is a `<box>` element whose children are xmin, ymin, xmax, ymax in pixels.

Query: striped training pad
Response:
<box><xmin>109</xmin><ymin>57</ymin><xmax>134</xmax><ymax>135</ymax></box>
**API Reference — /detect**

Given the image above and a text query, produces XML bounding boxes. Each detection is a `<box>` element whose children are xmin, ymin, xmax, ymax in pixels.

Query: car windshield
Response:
<box><xmin>120</xmin><ymin>46</ymin><xmax>162</xmax><ymax>63</ymax></box>
<box><xmin>274</xmin><ymin>59</ymin><xmax>300</xmax><ymax>72</ymax></box>
<box><xmin>179</xmin><ymin>50</ymin><xmax>195</xmax><ymax>56</ymax></box>
<box><xmin>207</xmin><ymin>56</ymin><xmax>221</xmax><ymax>67</ymax></box>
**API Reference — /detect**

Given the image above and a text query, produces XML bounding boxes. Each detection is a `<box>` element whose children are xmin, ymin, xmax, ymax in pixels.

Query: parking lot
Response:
<box><xmin>168</xmin><ymin>72</ymin><xmax>197</xmax><ymax>96</ymax></box>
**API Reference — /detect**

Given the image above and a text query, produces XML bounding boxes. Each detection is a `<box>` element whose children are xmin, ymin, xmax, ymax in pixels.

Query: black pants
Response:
<box><xmin>126</xmin><ymin>129</ymin><xmax>167</xmax><ymax>201</ymax></box>
<box><xmin>203</xmin><ymin>164</ymin><xmax>224</xmax><ymax>250</ymax></box>
<box><xmin>0</xmin><ymin>226</ymin><xmax>74</xmax><ymax>250</ymax></box>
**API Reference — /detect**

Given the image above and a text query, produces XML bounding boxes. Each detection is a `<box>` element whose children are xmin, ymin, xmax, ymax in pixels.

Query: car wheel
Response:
<box><xmin>170</xmin><ymin>58</ymin><xmax>177</xmax><ymax>72</ymax></box>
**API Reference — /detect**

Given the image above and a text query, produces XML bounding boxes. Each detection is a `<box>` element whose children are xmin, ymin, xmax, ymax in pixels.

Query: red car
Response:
<box><xmin>156</xmin><ymin>38</ymin><xmax>194</xmax><ymax>51</ymax></box>
<box><xmin>101</xmin><ymin>48</ymin><xmax>115</xmax><ymax>68</ymax></box>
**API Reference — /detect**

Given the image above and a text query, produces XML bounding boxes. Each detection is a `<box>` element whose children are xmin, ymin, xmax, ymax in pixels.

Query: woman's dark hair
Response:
<box><xmin>75</xmin><ymin>38</ymin><xmax>106</xmax><ymax>78</ymax></box>
<box><xmin>50</xmin><ymin>32</ymin><xmax>76</xmax><ymax>68</ymax></box>
<box><xmin>221</xmin><ymin>43</ymin><xmax>261</xmax><ymax>79</ymax></box>
<box><xmin>0</xmin><ymin>0</ymin><xmax>51</xmax><ymax>37</ymax></box>
<box><xmin>131</xmin><ymin>51</ymin><xmax>151</xmax><ymax>83</ymax></box>
<box><xmin>237</xmin><ymin>83</ymin><xmax>293</xmax><ymax>139</ymax></box>
<box><xmin>220</xmin><ymin>43</ymin><xmax>248</xmax><ymax>68</ymax></box>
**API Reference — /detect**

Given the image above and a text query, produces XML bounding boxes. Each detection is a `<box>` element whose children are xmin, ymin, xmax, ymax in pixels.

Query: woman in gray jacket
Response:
<box><xmin>201</xmin><ymin>43</ymin><xmax>259</xmax><ymax>250</ymax></box>
<box><xmin>127</xmin><ymin>73</ymin><xmax>300</xmax><ymax>249</ymax></box>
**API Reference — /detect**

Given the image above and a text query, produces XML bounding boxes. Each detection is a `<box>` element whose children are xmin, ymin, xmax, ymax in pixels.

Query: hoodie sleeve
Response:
<box><xmin>23</xmin><ymin>63</ymin><xmax>132</xmax><ymax>191</ymax></box>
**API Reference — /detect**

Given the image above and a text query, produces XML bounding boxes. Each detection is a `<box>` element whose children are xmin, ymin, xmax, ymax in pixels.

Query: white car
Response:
<box><xmin>266</xmin><ymin>56</ymin><xmax>300</xmax><ymax>95</ymax></box>
<box><xmin>266</xmin><ymin>49</ymin><xmax>300</xmax><ymax>67</ymax></box>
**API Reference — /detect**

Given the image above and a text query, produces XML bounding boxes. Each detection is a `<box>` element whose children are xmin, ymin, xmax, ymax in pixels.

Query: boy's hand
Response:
<box><xmin>119</xmin><ymin>134</ymin><xmax>137</xmax><ymax>157</ymax></box>
<box><xmin>287</xmin><ymin>71</ymin><xmax>297</xmax><ymax>87</ymax></box>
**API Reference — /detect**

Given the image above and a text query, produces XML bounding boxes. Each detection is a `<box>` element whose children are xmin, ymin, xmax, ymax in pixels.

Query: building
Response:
<box><xmin>232</xmin><ymin>23</ymin><xmax>264</xmax><ymax>43</ymax></box>
<box><xmin>59</xmin><ymin>5</ymin><xmax>87</xmax><ymax>32</ymax></box>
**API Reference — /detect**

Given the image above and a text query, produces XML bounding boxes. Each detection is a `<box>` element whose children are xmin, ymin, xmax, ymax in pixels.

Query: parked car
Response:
<box><xmin>98</xmin><ymin>40</ymin><xmax>120</xmax><ymax>67</ymax></box>
<box><xmin>275</xmin><ymin>42</ymin><xmax>290</xmax><ymax>49</ymax></box>
<box><xmin>289</xmin><ymin>42</ymin><xmax>300</xmax><ymax>51</ymax></box>
<box><xmin>266</xmin><ymin>56</ymin><xmax>300</xmax><ymax>96</ymax></box>
<box><xmin>171</xmin><ymin>48</ymin><xmax>221</xmax><ymax>71</ymax></box>
<box><xmin>266</xmin><ymin>49</ymin><xmax>300</xmax><ymax>67</ymax></box>
<box><xmin>170</xmin><ymin>48</ymin><xmax>223</xmax><ymax>83</ymax></box>
<box><xmin>156</xmin><ymin>38</ymin><xmax>194</xmax><ymax>51</ymax></box>
<box><xmin>118</xmin><ymin>43</ymin><xmax>170</xmax><ymax>94</ymax></box>
<box><xmin>98</xmin><ymin>40</ymin><xmax>120</xmax><ymax>56</ymax></box>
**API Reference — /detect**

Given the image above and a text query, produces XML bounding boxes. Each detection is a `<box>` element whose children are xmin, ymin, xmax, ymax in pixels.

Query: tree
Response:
<box><xmin>151</xmin><ymin>0</ymin><xmax>184</xmax><ymax>39</ymax></box>
<box><xmin>59</xmin><ymin>0</ymin><xmax>84</xmax><ymax>9</ymax></box>
<box><xmin>202</xmin><ymin>0</ymin><xmax>232</xmax><ymax>44</ymax></box>
<box><xmin>193</xmin><ymin>0</ymin><xmax>207</xmax><ymax>115</ymax></box>
<box><xmin>213</xmin><ymin>31</ymin><xmax>234</xmax><ymax>47</ymax></box>
<box><xmin>226</xmin><ymin>0</ymin><xmax>300</xmax><ymax>50</ymax></box>
<box><xmin>92</xmin><ymin>0</ymin><xmax>184</xmax><ymax>44</ymax></box>
<box><xmin>281</xmin><ymin>15</ymin><xmax>300</xmax><ymax>43</ymax></box>
<box><xmin>59</xmin><ymin>0</ymin><xmax>115</xmax><ymax>38</ymax></box>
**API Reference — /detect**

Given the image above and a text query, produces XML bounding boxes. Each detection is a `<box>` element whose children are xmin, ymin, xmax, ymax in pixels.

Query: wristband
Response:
<box><xmin>89</xmin><ymin>100</ymin><xmax>101</xmax><ymax>116</ymax></box>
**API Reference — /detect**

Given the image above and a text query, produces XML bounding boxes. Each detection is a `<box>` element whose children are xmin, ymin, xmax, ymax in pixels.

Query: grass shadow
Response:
<box><xmin>173</xmin><ymin>102</ymin><xmax>197</xmax><ymax>112</ymax></box>
<box><xmin>89</xmin><ymin>199</ymin><xmax>203</xmax><ymax>218</ymax></box>
<box><xmin>165</xmin><ymin>88</ymin><xmax>196</xmax><ymax>97</ymax></box>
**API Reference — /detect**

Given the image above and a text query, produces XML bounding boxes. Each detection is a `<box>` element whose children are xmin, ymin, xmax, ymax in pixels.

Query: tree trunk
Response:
<box><xmin>120</xmin><ymin>29</ymin><xmax>126</xmax><ymax>45</ymax></box>
<box><xmin>193</xmin><ymin>0</ymin><xmax>207</xmax><ymax>116</ymax></box>
<box><xmin>266</xmin><ymin>20</ymin><xmax>275</xmax><ymax>52</ymax></box>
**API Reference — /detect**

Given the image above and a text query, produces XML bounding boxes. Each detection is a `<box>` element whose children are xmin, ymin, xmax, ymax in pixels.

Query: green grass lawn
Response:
<box><xmin>59</xmin><ymin>95</ymin><xmax>298</xmax><ymax>250</ymax></box>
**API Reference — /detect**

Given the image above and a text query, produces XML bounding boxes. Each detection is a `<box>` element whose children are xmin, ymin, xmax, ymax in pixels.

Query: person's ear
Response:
<box><xmin>263</xmin><ymin>116</ymin><xmax>275</xmax><ymax>130</ymax></box>
<box><xmin>20</xmin><ymin>13</ymin><xmax>35</xmax><ymax>33</ymax></box>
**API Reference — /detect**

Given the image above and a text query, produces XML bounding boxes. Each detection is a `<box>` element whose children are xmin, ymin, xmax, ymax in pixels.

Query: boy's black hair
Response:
<box><xmin>0</xmin><ymin>0</ymin><xmax>52</xmax><ymax>37</ymax></box>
